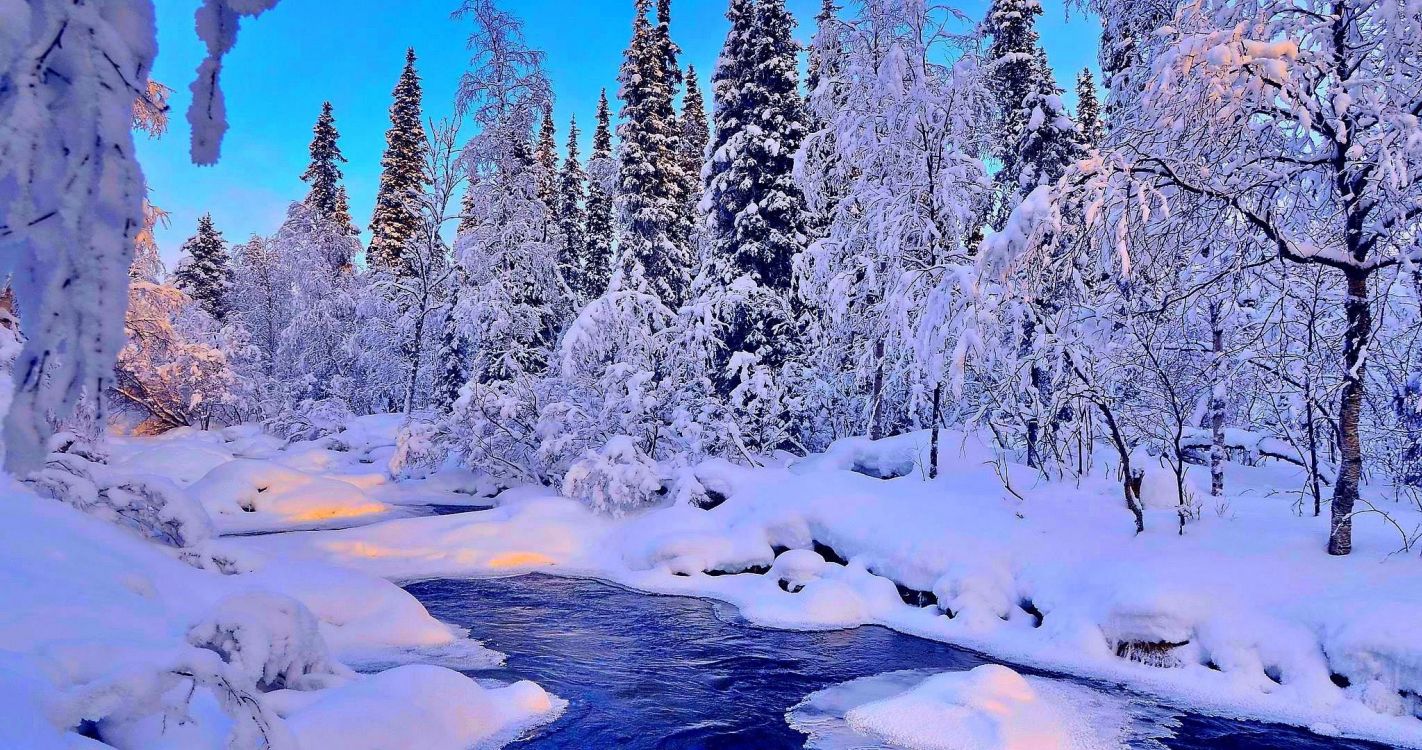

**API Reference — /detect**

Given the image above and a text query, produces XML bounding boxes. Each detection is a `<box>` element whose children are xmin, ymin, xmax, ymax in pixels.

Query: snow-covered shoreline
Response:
<box><xmin>203</xmin><ymin>418</ymin><xmax>1422</xmax><ymax>748</ymax></box>
<box><xmin>0</xmin><ymin>421</ymin><xmax>568</xmax><ymax>750</ymax></box>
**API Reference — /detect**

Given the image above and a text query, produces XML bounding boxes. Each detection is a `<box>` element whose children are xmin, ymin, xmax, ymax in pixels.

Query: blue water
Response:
<box><xmin>405</xmin><ymin>575</ymin><xmax>1396</xmax><ymax>750</ymax></box>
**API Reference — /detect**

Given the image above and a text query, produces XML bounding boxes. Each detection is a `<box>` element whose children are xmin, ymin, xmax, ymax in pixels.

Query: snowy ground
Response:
<box><xmin>20</xmin><ymin>415</ymin><xmax>1422</xmax><ymax>748</ymax></box>
<box><xmin>0</xmin><ymin>418</ymin><xmax>562</xmax><ymax>750</ymax></box>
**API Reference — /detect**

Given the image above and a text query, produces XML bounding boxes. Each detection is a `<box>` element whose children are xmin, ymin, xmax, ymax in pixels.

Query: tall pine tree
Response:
<box><xmin>557</xmin><ymin>116</ymin><xmax>590</xmax><ymax>299</ymax></box>
<box><xmin>700</xmin><ymin>0</ymin><xmax>810</xmax><ymax>395</ymax></box>
<box><xmin>679</xmin><ymin>65</ymin><xmax>709</xmax><ymax>219</ymax></box>
<box><xmin>535</xmin><ymin>107</ymin><xmax>559</xmax><ymax>205</ymax></box>
<box><xmin>173</xmin><ymin>213</ymin><xmax>233</xmax><ymax>322</ymax></box>
<box><xmin>582</xmin><ymin>90</ymin><xmax>617</xmax><ymax>298</ymax></box>
<box><xmin>301</xmin><ymin>101</ymin><xmax>357</xmax><ymax>236</ymax></box>
<box><xmin>982</xmin><ymin>0</ymin><xmax>1044</xmax><ymax>225</ymax></box>
<box><xmin>615</xmin><ymin>0</ymin><xmax>693</xmax><ymax>307</ymax></box>
<box><xmin>1076</xmin><ymin>68</ymin><xmax>1103</xmax><ymax>147</ymax></box>
<box><xmin>368</xmin><ymin>48</ymin><xmax>430</xmax><ymax>276</ymax></box>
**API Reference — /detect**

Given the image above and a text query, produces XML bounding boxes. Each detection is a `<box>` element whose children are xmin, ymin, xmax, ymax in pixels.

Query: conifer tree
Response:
<box><xmin>301</xmin><ymin>101</ymin><xmax>356</xmax><ymax>235</ymax></box>
<box><xmin>616</xmin><ymin>0</ymin><xmax>693</xmax><ymax>307</ymax></box>
<box><xmin>535</xmin><ymin>107</ymin><xmax>559</xmax><ymax>205</ymax></box>
<box><xmin>982</xmin><ymin>0</ymin><xmax>1044</xmax><ymax>224</ymax></box>
<box><xmin>1009</xmin><ymin>49</ymin><xmax>1078</xmax><ymax>195</ymax></box>
<box><xmin>679</xmin><ymin>65</ymin><xmax>709</xmax><ymax>217</ymax></box>
<box><xmin>1076</xmin><ymin>68</ymin><xmax>1103</xmax><ymax>148</ymax></box>
<box><xmin>557</xmin><ymin>116</ymin><xmax>590</xmax><ymax>299</ymax></box>
<box><xmin>582</xmin><ymin>90</ymin><xmax>617</xmax><ymax>298</ymax></box>
<box><xmin>805</xmin><ymin>0</ymin><xmax>837</xmax><ymax>102</ymax></box>
<box><xmin>173</xmin><ymin>213</ymin><xmax>234</xmax><ymax>322</ymax></box>
<box><xmin>700</xmin><ymin>0</ymin><xmax>810</xmax><ymax>395</ymax></box>
<box><xmin>369</xmin><ymin>48</ymin><xmax>430</xmax><ymax>276</ymax></box>
<box><xmin>457</xmin><ymin>188</ymin><xmax>478</xmax><ymax>235</ymax></box>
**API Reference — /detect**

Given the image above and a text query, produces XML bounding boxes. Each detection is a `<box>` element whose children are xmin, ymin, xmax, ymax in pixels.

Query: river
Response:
<box><xmin>405</xmin><ymin>574</ymin><xmax>1394</xmax><ymax>750</ymax></box>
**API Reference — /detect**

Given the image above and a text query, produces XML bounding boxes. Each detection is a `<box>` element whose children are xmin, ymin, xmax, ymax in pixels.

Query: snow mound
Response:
<box><xmin>188</xmin><ymin>459</ymin><xmax>393</xmax><ymax>533</ymax></box>
<box><xmin>790</xmin><ymin>666</ymin><xmax>1177</xmax><ymax>750</ymax></box>
<box><xmin>276</xmin><ymin>665</ymin><xmax>565</xmax><ymax>750</ymax></box>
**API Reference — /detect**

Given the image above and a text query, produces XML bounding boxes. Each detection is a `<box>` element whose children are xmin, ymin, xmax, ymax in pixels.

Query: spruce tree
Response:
<box><xmin>583</xmin><ymin>90</ymin><xmax>617</xmax><ymax>298</ymax></box>
<box><xmin>701</xmin><ymin>0</ymin><xmax>810</xmax><ymax>395</ymax></box>
<box><xmin>616</xmin><ymin>0</ymin><xmax>693</xmax><ymax>307</ymax></box>
<box><xmin>557</xmin><ymin>116</ymin><xmax>590</xmax><ymax>299</ymax></box>
<box><xmin>369</xmin><ymin>48</ymin><xmax>430</xmax><ymax>276</ymax></box>
<box><xmin>982</xmin><ymin>0</ymin><xmax>1044</xmax><ymax>224</ymax></box>
<box><xmin>805</xmin><ymin>0</ymin><xmax>837</xmax><ymax>102</ymax></box>
<box><xmin>173</xmin><ymin>213</ymin><xmax>234</xmax><ymax>322</ymax></box>
<box><xmin>301</xmin><ymin>101</ymin><xmax>356</xmax><ymax>235</ymax></box>
<box><xmin>1013</xmin><ymin>51</ymin><xmax>1080</xmax><ymax>193</ymax></box>
<box><xmin>535</xmin><ymin>107</ymin><xmax>559</xmax><ymax>205</ymax></box>
<box><xmin>1076</xmin><ymin>68</ymin><xmax>1103</xmax><ymax>147</ymax></box>
<box><xmin>679</xmin><ymin>65</ymin><xmax>709</xmax><ymax>215</ymax></box>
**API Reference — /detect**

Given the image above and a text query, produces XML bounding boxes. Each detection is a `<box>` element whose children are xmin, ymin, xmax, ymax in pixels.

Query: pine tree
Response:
<box><xmin>805</xmin><ymin>0</ymin><xmax>838</xmax><ymax>98</ymax></box>
<box><xmin>1010</xmin><ymin>49</ymin><xmax>1079</xmax><ymax>194</ymax></box>
<box><xmin>982</xmin><ymin>0</ymin><xmax>1044</xmax><ymax>225</ymax></box>
<box><xmin>173</xmin><ymin>213</ymin><xmax>234</xmax><ymax>322</ymax></box>
<box><xmin>435</xmin><ymin>308</ymin><xmax>469</xmax><ymax>413</ymax></box>
<box><xmin>301</xmin><ymin>101</ymin><xmax>356</xmax><ymax>235</ymax></box>
<box><xmin>1076</xmin><ymin>68</ymin><xmax>1103</xmax><ymax>148</ymax></box>
<box><xmin>679</xmin><ymin>65</ymin><xmax>709</xmax><ymax>216</ymax></box>
<box><xmin>535</xmin><ymin>107</ymin><xmax>559</xmax><ymax>205</ymax></box>
<box><xmin>700</xmin><ymin>0</ymin><xmax>811</xmax><ymax>396</ymax></box>
<box><xmin>616</xmin><ymin>0</ymin><xmax>693</xmax><ymax>307</ymax></box>
<box><xmin>457</xmin><ymin>187</ymin><xmax>478</xmax><ymax>235</ymax></box>
<box><xmin>557</xmin><ymin>116</ymin><xmax>590</xmax><ymax>299</ymax></box>
<box><xmin>582</xmin><ymin>90</ymin><xmax>617</xmax><ymax>298</ymax></box>
<box><xmin>369</xmin><ymin>48</ymin><xmax>430</xmax><ymax>276</ymax></box>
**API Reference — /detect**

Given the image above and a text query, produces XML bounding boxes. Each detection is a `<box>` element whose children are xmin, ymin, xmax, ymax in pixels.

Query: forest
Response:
<box><xmin>4</xmin><ymin>0</ymin><xmax>1422</xmax><ymax>748</ymax></box>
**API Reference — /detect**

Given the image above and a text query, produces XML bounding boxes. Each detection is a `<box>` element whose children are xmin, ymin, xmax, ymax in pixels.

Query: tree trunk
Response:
<box><xmin>1328</xmin><ymin>268</ymin><xmax>1371</xmax><ymax>556</ymax></box>
<box><xmin>1209</xmin><ymin>302</ymin><xmax>1226</xmax><ymax>498</ymax></box>
<box><xmin>929</xmin><ymin>382</ymin><xmax>942</xmax><ymax>479</ymax></box>
<box><xmin>869</xmin><ymin>339</ymin><xmax>886</xmax><ymax>440</ymax></box>
<box><xmin>402</xmin><ymin>303</ymin><xmax>428</xmax><ymax>416</ymax></box>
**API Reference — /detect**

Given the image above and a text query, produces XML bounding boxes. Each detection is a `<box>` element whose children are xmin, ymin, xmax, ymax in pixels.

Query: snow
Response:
<box><xmin>207</xmin><ymin>421</ymin><xmax>1422</xmax><ymax>747</ymax></box>
<box><xmin>276</xmin><ymin>666</ymin><xmax>564</xmax><ymax>750</ymax></box>
<box><xmin>0</xmin><ymin>463</ymin><xmax>561</xmax><ymax>749</ymax></box>
<box><xmin>789</xmin><ymin>666</ymin><xmax>1178</xmax><ymax>750</ymax></box>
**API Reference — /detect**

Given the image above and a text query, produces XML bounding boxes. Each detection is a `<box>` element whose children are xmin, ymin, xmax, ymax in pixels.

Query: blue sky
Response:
<box><xmin>142</xmin><ymin>0</ymin><xmax>1099</xmax><ymax>262</ymax></box>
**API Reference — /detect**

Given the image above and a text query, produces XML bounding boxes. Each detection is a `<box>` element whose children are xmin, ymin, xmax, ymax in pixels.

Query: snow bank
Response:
<box><xmin>276</xmin><ymin>666</ymin><xmax>564</xmax><ymax>750</ymax></box>
<box><xmin>790</xmin><ymin>666</ymin><xmax>1177</xmax><ymax>750</ymax></box>
<box><xmin>187</xmin><ymin>459</ymin><xmax>394</xmax><ymax>533</ymax></box>
<box><xmin>0</xmin><ymin>476</ymin><xmax>557</xmax><ymax>749</ymax></box>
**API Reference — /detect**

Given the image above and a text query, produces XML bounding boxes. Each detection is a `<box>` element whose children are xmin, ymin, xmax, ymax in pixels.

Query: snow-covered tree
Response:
<box><xmin>581</xmin><ymin>90</ymin><xmax>619</xmax><ymax>300</ymax></box>
<box><xmin>535</xmin><ymin>107</ymin><xmax>560</xmax><ymax>205</ymax></box>
<box><xmin>0</xmin><ymin>0</ymin><xmax>278</xmax><ymax>472</ymax></box>
<box><xmin>616</xmin><ymin>0</ymin><xmax>694</xmax><ymax>308</ymax></box>
<box><xmin>679</xmin><ymin>65</ymin><xmax>710</xmax><ymax>229</ymax></box>
<box><xmin>173</xmin><ymin>214</ymin><xmax>235</xmax><ymax>322</ymax></box>
<box><xmin>373</xmin><ymin>120</ymin><xmax>463</xmax><ymax>414</ymax></box>
<box><xmin>368</xmin><ymin>48</ymin><xmax>430</xmax><ymax>276</ymax></box>
<box><xmin>694</xmin><ymin>0</ymin><xmax>812</xmax><ymax>452</ymax></box>
<box><xmin>1075</xmin><ymin>68</ymin><xmax>1102</xmax><ymax>147</ymax></box>
<box><xmin>557</xmin><ymin>117</ymin><xmax>590</xmax><ymax>300</ymax></box>
<box><xmin>797</xmin><ymin>0</ymin><xmax>992</xmax><ymax>445</ymax></box>
<box><xmin>113</xmin><ymin>282</ymin><xmax>254</xmax><ymax>433</ymax></box>
<box><xmin>301</xmin><ymin>101</ymin><xmax>357</xmax><ymax>236</ymax></box>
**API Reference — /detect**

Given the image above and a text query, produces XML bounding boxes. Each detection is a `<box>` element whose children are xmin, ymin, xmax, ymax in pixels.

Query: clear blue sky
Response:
<box><xmin>142</xmin><ymin>0</ymin><xmax>1099</xmax><ymax>262</ymax></box>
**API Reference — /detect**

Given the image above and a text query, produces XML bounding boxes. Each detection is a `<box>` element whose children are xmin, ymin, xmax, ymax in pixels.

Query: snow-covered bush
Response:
<box><xmin>268</xmin><ymin>397</ymin><xmax>355</xmax><ymax>442</ymax></box>
<box><xmin>28</xmin><ymin>432</ymin><xmax>214</xmax><ymax>550</ymax></box>
<box><xmin>562</xmin><ymin>435</ymin><xmax>665</xmax><ymax>516</ymax></box>
<box><xmin>187</xmin><ymin>591</ymin><xmax>353</xmax><ymax>692</ymax></box>
<box><xmin>387</xmin><ymin>418</ymin><xmax>450</xmax><ymax>480</ymax></box>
